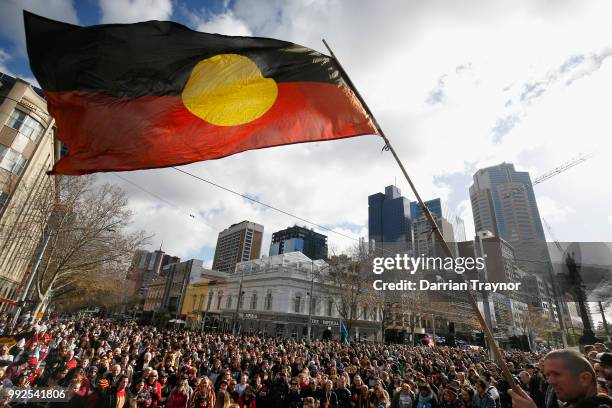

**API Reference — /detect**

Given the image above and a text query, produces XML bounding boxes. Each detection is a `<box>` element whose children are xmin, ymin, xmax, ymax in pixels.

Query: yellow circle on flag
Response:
<box><xmin>181</xmin><ymin>54</ymin><xmax>278</xmax><ymax>126</ymax></box>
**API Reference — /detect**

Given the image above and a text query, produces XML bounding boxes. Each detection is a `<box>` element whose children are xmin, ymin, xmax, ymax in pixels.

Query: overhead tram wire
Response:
<box><xmin>171</xmin><ymin>167</ymin><xmax>361</xmax><ymax>244</ymax></box>
<box><xmin>111</xmin><ymin>173</ymin><xmax>216</xmax><ymax>231</ymax></box>
<box><xmin>113</xmin><ymin>169</ymin><xmax>382</xmax><ymax>254</ymax></box>
<box><xmin>113</xmin><ymin>168</ymin><xmax>404</xmax><ymax>260</ymax></box>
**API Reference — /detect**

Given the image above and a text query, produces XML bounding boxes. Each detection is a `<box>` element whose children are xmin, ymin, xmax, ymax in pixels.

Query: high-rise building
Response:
<box><xmin>368</xmin><ymin>185</ymin><xmax>412</xmax><ymax>253</ymax></box>
<box><xmin>212</xmin><ymin>221</ymin><xmax>263</xmax><ymax>273</ymax></box>
<box><xmin>470</xmin><ymin>163</ymin><xmax>545</xmax><ymax>242</ymax></box>
<box><xmin>269</xmin><ymin>225</ymin><xmax>328</xmax><ymax>260</ymax></box>
<box><xmin>127</xmin><ymin>249</ymin><xmax>180</xmax><ymax>296</ymax></box>
<box><xmin>410</xmin><ymin>198</ymin><xmax>466</xmax><ymax>256</ymax></box>
<box><xmin>0</xmin><ymin>73</ymin><xmax>57</xmax><ymax>309</ymax></box>
<box><xmin>469</xmin><ymin>163</ymin><xmax>548</xmax><ymax>275</ymax></box>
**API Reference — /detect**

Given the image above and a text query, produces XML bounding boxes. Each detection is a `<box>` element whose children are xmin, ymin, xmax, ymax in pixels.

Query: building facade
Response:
<box><xmin>160</xmin><ymin>259</ymin><xmax>204</xmax><ymax>316</ymax></box>
<box><xmin>207</xmin><ymin>252</ymin><xmax>381</xmax><ymax>340</ymax></box>
<box><xmin>269</xmin><ymin>225</ymin><xmax>328</xmax><ymax>260</ymax></box>
<box><xmin>143</xmin><ymin>276</ymin><xmax>166</xmax><ymax>313</ymax></box>
<box><xmin>368</xmin><ymin>185</ymin><xmax>412</xmax><ymax>254</ymax></box>
<box><xmin>180</xmin><ymin>269</ymin><xmax>228</xmax><ymax>327</ymax></box>
<box><xmin>212</xmin><ymin>221</ymin><xmax>263</xmax><ymax>273</ymax></box>
<box><xmin>0</xmin><ymin>73</ymin><xmax>57</xmax><ymax>309</ymax></box>
<box><xmin>127</xmin><ymin>249</ymin><xmax>180</xmax><ymax>297</ymax></box>
<box><xmin>410</xmin><ymin>198</ymin><xmax>466</xmax><ymax>257</ymax></box>
<box><xmin>469</xmin><ymin>163</ymin><xmax>551</xmax><ymax>276</ymax></box>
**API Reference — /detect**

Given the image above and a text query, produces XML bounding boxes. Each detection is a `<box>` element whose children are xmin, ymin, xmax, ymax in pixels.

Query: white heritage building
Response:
<box><xmin>206</xmin><ymin>252</ymin><xmax>382</xmax><ymax>340</ymax></box>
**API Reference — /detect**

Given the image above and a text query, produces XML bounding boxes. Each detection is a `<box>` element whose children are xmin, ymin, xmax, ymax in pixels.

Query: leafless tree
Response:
<box><xmin>26</xmin><ymin>175</ymin><xmax>148</xmax><ymax>319</ymax></box>
<box><xmin>326</xmin><ymin>245</ymin><xmax>372</xmax><ymax>338</ymax></box>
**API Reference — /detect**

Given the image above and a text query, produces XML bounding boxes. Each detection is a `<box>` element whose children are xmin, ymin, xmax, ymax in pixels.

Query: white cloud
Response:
<box><xmin>457</xmin><ymin>200</ymin><xmax>475</xmax><ymax>239</ymax></box>
<box><xmin>536</xmin><ymin>196</ymin><xmax>574</xmax><ymax>225</ymax></box>
<box><xmin>196</xmin><ymin>11</ymin><xmax>252</xmax><ymax>36</ymax></box>
<box><xmin>0</xmin><ymin>0</ymin><xmax>78</xmax><ymax>55</ymax></box>
<box><xmin>99</xmin><ymin>0</ymin><xmax>173</xmax><ymax>24</ymax></box>
<box><xmin>0</xmin><ymin>48</ymin><xmax>38</xmax><ymax>85</ymax></box>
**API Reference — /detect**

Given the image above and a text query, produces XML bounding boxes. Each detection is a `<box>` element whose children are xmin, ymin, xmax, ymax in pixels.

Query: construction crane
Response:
<box><xmin>543</xmin><ymin>217</ymin><xmax>564</xmax><ymax>253</ymax></box>
<box><xmin>504</xmin><ymin>152</ymin><xmax>596</xmax><ymax>198</ymax></box>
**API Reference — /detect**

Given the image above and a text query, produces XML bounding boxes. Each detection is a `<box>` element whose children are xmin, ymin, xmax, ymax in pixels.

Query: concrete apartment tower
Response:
<box><xmin>212</xmin><ymin>221</ymin><xmax>263</xmax><ymax>273</ymax></box>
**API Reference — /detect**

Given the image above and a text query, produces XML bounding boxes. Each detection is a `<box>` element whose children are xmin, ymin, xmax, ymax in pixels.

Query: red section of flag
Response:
<box><xmin>48</xmin><ymin>82</ymin><xmax>377</xmax><ymax>175</ymax></box>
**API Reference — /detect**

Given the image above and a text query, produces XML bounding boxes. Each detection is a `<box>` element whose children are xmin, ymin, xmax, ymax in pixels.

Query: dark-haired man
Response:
<box><xmin>509</xmin><ymin>349</ymin><xmax>612</xmax><ymax>408</ymax></box>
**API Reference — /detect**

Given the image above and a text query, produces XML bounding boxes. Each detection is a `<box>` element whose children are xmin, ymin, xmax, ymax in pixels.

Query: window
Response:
<box><xmin>327</xmin><ymin>299</ymin><xmax>333</xmax><ymax>316</ymax></box>
<box><xmin>264</xmin><ymin>293</ymin><xmax>273</xmax><ymax>310</ymax></box>
<box><xmin>294</xmin><ymin>295</ymin><xmax>301</xmax><ymax>313</ymax></box>
<box><xmin>0</xmin><ymin>149</ymin><xmax>27</xmax><ymax>175</ymax></box>
<box><xmin>226</xmin><ymin>295</ymin><xmax>233</xmax><ymax>309</ymax></box>
<box><xmin>250</xmin><ymin>293</ymin><xmax>258</xmax><ymax>310</ymax></box>
<box><xmin>216</xmin><ymin>293</ymin><xmax>223</xmax><ymax>310</ymax></box>
<box><xmin>11</xmin><ymin>134</ymin><xmax>29</xmax><ymax>153</ymax></box>
<box><xmin>238</xmin><ymin>292</ymin><xmax>244</xmax><ymax>308</ymax></box>
<box><xmin>0</xmin><ymin>192</ymin><xmax>8</xmax><ymax>210</ymax></box>
<box><xmin>6</xmin><ymin>109</ymin><xmax>44</xmax><ymax>142</ymax></box>
<box><xmin>6</xmin><ymin>109</ymin><xmax>26</xmax><ymax>130</ymax></box>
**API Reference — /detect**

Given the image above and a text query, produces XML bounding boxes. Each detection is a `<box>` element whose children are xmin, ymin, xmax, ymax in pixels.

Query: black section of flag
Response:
<box><xmin>24</xmin><ymin>11</ymin><xmax>344</xmax><ymax>98</ymax></box>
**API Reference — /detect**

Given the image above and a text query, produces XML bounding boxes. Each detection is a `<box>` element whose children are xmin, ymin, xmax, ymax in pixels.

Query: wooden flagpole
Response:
<box><xmin>322</xmin><ymin>39</ymin><xmax>520</xmax><ymax>392</ymax></box>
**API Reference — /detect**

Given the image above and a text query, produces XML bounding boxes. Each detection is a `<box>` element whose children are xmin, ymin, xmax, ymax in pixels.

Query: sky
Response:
<box><xmin>1</xmin><ymin>0</ymin><xmax>611</xmax><ymax>271</ymax></box>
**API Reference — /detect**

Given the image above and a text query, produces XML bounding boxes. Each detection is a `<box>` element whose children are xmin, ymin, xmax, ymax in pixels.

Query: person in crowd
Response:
<box><xmin>287</xmin><ymin>378</ymin><xmax>304</xmax><ymax>408</ymax></box>
<box><xmin>460</xmin><ymin>386</ymin><xmax>475</xmax><ymax>408</ymax></box>
<box><xmin>189</xmin><ymin>377</ymin><xmax>216</xmax><ymax>408</ymax></box>
<box><xmin>130</xmin><ymin>378</ymin><xmax>152</xmax><ymax>408</ymax></box>
<box><xmin>509</xmin><ymin>349</ymin><xmax>612</xmax><ymax>408</ymax></box>
<box><xmin>336</xmin><ymin>376</ymin><xmax>352</xmax><ymax>408</ymax></box>
<box><xmin>391</xmin><ymin>383</ymin><xmax>413</xmax><ymax>408</ymax></box>
<box><xmin>321</xmin><ymin>379</ymin><xmax>339</xmax><ymax>408</ymax></box>
<box><xmin>473</xmin><ymin>381</ymin><xmax>494</xmax><ymax>408</ymax></box>
<box><xmin>168</xmin><ymin>379</ymin><xmax>191</xmax><ymax>408</ymax></box>
<box><xmin>441</xmin><ymin>387</ymin><xmax>463</xmax><ymax>408</ymax></box>
<box><xmin>416</xmin><ymin>384</ymin><xmax>437</xmax><ymax>408</ymax></box>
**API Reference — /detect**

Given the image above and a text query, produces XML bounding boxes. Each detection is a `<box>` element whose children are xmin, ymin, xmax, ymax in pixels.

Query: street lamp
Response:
<box><xmin>233</xmin><ymin>262</ymin><xmax>252</xmax><ymax>334</ymax></box>
<box><xmin>307</xmin><ymin>260</ymin><xmax>331</xmax><ymax>340</ymax></box>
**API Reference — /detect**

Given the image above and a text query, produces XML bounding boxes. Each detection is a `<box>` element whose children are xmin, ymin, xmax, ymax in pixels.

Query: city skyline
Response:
<box><xmin>0</xmin><ymin>1</ymin><xmax>609</xmax><ymax>268</ymax></box>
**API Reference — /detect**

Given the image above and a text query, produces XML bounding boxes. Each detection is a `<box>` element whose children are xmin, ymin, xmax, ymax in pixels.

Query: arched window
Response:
<box><xmin>294</xmin><ymin>295</ymin><xmax>301</xmax><ymax>313</ymax></box>
<box><xmin>250</xmin><ymin>293</ymin><xmax>258</xmax><ymax>310</ymax></box>
<box><xmin>311</xmin><ymin>297</ymin><xmax>318</xmax><ymax>315</ymax></box>
<box><xmin>216</xmin><ymin>292</ymin><xmax>223</xmax><ymax>310</ymax></box>
<box><xmin>363</xmin><ymin>305</ymin><xmax>368</xmax><ymax>321</ymax></box>
<box><xmin>264</xmin><ymin>293</ymin><xmax>273</xmax><ymax>310</ymax></box>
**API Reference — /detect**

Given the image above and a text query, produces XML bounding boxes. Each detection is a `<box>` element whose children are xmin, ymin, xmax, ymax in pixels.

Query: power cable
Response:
<box><xmin>111</xmin><ymin>173</ymin><xmax>218</xmax><ymax>231</ymax></box>
<box><xmin>171</xmin><ymin>167</ymin><xmax>361</xmax><ymax>243</ymax></box>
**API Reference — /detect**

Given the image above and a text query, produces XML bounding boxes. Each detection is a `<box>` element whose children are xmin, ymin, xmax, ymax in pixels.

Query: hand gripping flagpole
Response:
<box><xmin>322</xmin><ymin>39</ymin><xmax>520</xmax><ymax>392</ymax></box>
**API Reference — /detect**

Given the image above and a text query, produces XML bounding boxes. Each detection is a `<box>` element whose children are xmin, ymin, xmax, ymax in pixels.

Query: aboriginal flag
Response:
<box><xmin>24</xmin><ymin>11</ymin><xmax>378</xmax><ymax>175</ymax></box>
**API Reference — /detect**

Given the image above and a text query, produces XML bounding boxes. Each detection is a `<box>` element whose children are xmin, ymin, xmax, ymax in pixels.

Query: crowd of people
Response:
<box><xmin>0</xmin><ymin>315</ymin><xmax>610</xmax><ymax>408</ymax></box>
